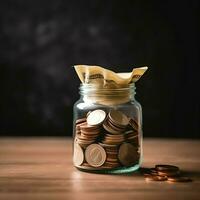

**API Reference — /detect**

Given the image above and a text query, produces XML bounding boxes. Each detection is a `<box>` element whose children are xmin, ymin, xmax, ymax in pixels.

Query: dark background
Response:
<box><xmin>0</xmin><ymin>0</ymin><xmax>199</xmax><ymax>138</ymax></box>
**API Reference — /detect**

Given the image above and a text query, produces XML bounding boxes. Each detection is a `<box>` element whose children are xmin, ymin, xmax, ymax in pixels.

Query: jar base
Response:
<box><xmin>75</xmin><ymin>164</ymin><xmax>140</xmax><ymax>174</ymax></box>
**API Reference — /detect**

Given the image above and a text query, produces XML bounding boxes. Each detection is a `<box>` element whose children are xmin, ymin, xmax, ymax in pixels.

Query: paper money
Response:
<box><xmin>74</xmin><ymin>65</ymin><xmax>148</xmax><ymax>105</ymax></box>
<box><xmin>74</xmin><ymin>65</ymin><xmax>148</xmax><ymax>88</ymax></box>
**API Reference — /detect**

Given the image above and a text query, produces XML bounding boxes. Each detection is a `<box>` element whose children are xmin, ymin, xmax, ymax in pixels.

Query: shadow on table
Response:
<box><xmin>182</xmin><ymin>170</ymin><xmax>200</xmax><ymax>179</ymax></box>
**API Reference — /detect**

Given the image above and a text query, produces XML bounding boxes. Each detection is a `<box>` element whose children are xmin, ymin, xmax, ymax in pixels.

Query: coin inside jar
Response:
<box><xmin>85</xmin><ymin>144</ymin><xmax>107</xmax><ymax>167</ymax></box>
<box><xmin>76</xmin><ymin>117</ymin><xmax>87</xmax><ymax>125</ymax></box>
<box><xmin>73</xmin><ymin>143</ymin><xmax>84</xmax><ymax>166</ymax></box>
<box><xmin>118</xmin><ymin>143</ymin><xmax>139</xmax><ymax>166</ymax></box>
<box><xmin>87</xmin><ymin>109</ymin><xmax>106</xmax><ymax>126</ymax></box>
<box><xmin>109</xmin><ymin>110</ymin><xmax>130</xmax><ymax>127</ymax></box>
<box><xmin>74</xmin><ymin>108</ymin><xmax>141</xmax><ymax>171</ymax></box>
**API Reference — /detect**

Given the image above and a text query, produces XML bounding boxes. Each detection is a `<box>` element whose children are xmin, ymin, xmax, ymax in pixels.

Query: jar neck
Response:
<box><xmin>79</xmin><ymin>83</ymin><xmax>136</xmax><ymax>105</ymax></box>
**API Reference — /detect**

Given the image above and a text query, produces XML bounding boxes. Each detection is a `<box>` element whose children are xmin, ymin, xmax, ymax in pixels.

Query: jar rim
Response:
<box><xmin>79</xmin><ymin>83</ymin><xmax>136</xmax><ymax>92</ymax></box>
<box><xmin>79</xmin><ymin>83</ymin><xmax>136</xmax><ymax>105</ymax></box>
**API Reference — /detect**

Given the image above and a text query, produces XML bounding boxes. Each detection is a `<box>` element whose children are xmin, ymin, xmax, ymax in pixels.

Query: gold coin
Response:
<box><xmin>73</xmin><ymin>143</ymin><xmax>84</xmax><ymax>166</ymax></box>
<box><xmin>85</xmin><ymin>144</ymin><xmax>107</xmax><ymax>167</ymax></box>
<box><xmin>87</xmin><ymin>109</ymin><xmax>106</xmax><ymax>126</ymax></box>
<box><xmin>118</xmin><ymin>143</ymin><xmax>139</xmax><ymax>166</ymax></box>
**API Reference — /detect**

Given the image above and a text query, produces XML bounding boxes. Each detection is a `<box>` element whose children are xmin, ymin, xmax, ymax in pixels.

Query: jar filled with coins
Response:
<box><xmin>73</xmin><ymin>65</ymin><xmax>148</xmax><ymax>174</ymax></box>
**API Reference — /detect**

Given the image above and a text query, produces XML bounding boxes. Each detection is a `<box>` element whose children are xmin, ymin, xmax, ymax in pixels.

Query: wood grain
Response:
<box><xmin>0</xmin><ymin>138</ymin><xmax>200</xmax><ymax>200</ymax></box>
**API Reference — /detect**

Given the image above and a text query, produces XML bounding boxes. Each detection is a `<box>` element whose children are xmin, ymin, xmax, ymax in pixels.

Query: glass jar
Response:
<box><xmin>73</xmin><ymin>83</ymin><xmax>143</xmax><ymax>174</ymax></box>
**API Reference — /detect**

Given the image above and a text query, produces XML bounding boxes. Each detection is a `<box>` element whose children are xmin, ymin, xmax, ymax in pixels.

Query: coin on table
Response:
<box><xmin>109</xmin><ymin>110</ymin><xmax>130</xmax><ymax>127</ymax></box>
<box><xmin>149</xmin><ymin>168</ymin><xmax>159</xmax><ymax>176</ymax></box>
<box><xmin>167</xmin><ymin>176</ymin><xmax>192</xmax><ymax>182</ymax></box>
<box><xmin>73</xmin><ymin>143</ymin><xmax>84</xmax><ymax>166</ymax></box>
<box><xmin>85</xmin><ymin>144</ymin><xmax>107</xmax><ymax>167</ymax></box>
<box><xmin>157</xmin><ymin>170</ymin><xmax>180</xmax><ymax>177</ymax></box>
<box><xmin>87</xmin><ymin>109</ymin><xmax>106</xmax><ymax>126</ymax></box>
<box><xmin>145</xmin><ymin>175</ymin><xmax>168</xmax><ymax>181</ymax></box>
<box><xmin>155</xmin><ymin>165</ymin><xmax>180</xmax><ymax>172</ymax></box>
<box><xmin>118</xmin><ymin>143</ymin><xmax>139</xmax><ymax>166</ymax></box>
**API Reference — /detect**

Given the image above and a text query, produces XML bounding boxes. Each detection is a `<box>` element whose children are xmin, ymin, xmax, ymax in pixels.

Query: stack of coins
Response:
<box><xmin>75</xmin><ymin>118</ymin><xmax>86</xmax><ymax>135</ymax></box>
<box><xmin>124</xmin><ymin>130</ymin><xmax>139</xmax><ymax>147</ymax></box>
<box><xmin>75</xmin><ymin>109</ymin><xmax>106</xmax><ymax>149</ymax></box>
<box><xmin>129</xmin><ymin>118</ymin><xmax>139</xmax><ymax>132</ymax></box>
<box><xmin>102</xmin><ymin>133</ymin><xmax>125</xmax><ymax>145</ymax></box>
<box><xmin>103</xmin><ymin>110</ymin><xmax>130</xmax><ymax>134</ymax></box>
<box><xmin>77</xmin><ymin>122</ymin><xmax>102</xmax><ymax>148</ymax></box>
<box><xmin>143</xmin><ymin>165</ymin><xmax>192</xmax><ymax>182</ymax></box>
<box><xmin>99</xmin><ymin>143</ymin><xmax>120</xmax><ymax>169</ymax></box>
<box><xmin>73</xmin><ymin>109</ymin><xmax>140</xmax><ymax>170</ymax></box>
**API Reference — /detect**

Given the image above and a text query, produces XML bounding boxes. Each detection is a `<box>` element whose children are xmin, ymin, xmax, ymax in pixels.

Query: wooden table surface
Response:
<box><xmin>0</xmin><ymin>138</ymin><xmax>200</xmax><ymax>200</ymax></box>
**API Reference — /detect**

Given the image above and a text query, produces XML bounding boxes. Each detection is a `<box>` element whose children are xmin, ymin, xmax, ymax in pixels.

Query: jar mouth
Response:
<box><xmin>79</xmin><ymin>83</ymin><xmax>136</xmax><ymax>105</ymax></box>
<box><xmin>79</xmin><ymin>83</ymin><xmax>136</xmax><ymax>94</ymax></box>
